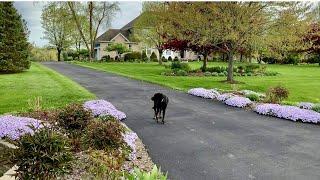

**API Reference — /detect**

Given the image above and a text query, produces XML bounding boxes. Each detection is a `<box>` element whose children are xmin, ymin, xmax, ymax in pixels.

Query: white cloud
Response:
<box><xmin>14</xmin><ymin>1</ymin><xmax>142</xmax><ymax>47</ymax></box>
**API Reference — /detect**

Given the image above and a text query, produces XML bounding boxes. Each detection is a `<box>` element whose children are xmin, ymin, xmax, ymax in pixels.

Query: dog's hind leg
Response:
<box><xmin>162</xmin><ymin>109</ymin><xmax>166</xmax><ymax>124</ymax></box>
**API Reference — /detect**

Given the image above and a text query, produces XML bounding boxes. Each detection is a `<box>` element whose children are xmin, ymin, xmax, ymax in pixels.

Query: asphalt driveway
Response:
<box><xmin>43</xmin><ymin>62</ymin><xmax>320</xmax><ymax>180</ymax></box>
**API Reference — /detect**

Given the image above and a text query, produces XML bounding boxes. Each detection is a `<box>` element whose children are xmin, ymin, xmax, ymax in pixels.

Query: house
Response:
<box><xmin>94</xmin><ymin>15</ymin><xmax>199</xmax><ymax>61</ymax></box>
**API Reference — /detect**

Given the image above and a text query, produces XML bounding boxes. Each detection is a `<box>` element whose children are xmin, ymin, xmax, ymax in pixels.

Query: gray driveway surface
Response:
<box><xmin>43</xmin><ymin>62</ymin><xmax>320</xmax><ymax>180</ymax></box>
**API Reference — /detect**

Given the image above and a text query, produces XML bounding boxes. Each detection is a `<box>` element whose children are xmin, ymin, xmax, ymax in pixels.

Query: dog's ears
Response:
<box><xmin>151</xmin><ymin>96</ymin><xmax>154</xmax><ymax>101</ymax></box>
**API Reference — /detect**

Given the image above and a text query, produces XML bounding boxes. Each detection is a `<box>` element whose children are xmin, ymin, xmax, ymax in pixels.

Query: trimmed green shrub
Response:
<box><xmin>168</xmin><ymin>56</ymin><xmax>172</xmax><ymax>61</ymax></box>
<box><xmin>218</xmin><ymin>72</ymin><xmax>225</xmax><ymax>76</ymax></box>
<box><xmin>246</xmin><ymin>93</ymin><xmax>260</xmax><ymax>101</ymax></box>
<box><xmin>161</xmin><ymin>56</ymin><xmax>167</xmax><ymax>62</ymax></box>
<box><xmin>0</xmin><ymin>2</ymin><xmax>30</xmax><ymax>73</ymax></box>
<box><xmin>124</xmin><ymin>52</ymin><xmax>142</xmax><ymax>61</ymax></box>
<box><xmin>150</xmin><ymin>52</ymin><xmax>157</xmax><ymax>62</ymax></box>
<box><xmin>170</xmin><ymin>61</ymin><xmax>191</xmax><ymax>72</ymax></box>
<box><xmin>176</xmin><ymin>70</ymin><xmax>188</xmax><ymax>76</ymax></box>
<box><xmin>11</xmin><ymin>126</ymin><xmax>73</xmax><ymax>179</ymax></box>
<box><xmin>265</xmin><ymin>86</ymin><xmax>289</xmax><ymax>103</ymax></box>
<box><xmin>57</xmin><ymin>103</ymin><xmax>93</xmax><ymax>134</ymax></box>
<box><xmin>173</xmin><ymin>57</ymin><xmax>179</xmax><ymax>62</ymax></box>
<box><xmin>283</xmin><ymin>54</ymin><xmax>300</xmax><ymax>65</ymax></box>
<box><xmin>83</xmin><ymin>119</ymin><xmax>125</xmax><ymax>150</ymax></box>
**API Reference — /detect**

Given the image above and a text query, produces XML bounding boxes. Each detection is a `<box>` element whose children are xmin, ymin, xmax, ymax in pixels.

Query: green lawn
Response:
<box><xmin>72</xmin><ymin>61</ymin><xmax>320</xmax><ymax>103</ymax></box>
<box><xmin>0</xmin><ymin>62</ymin><xmax>95</xmax><ymax>114</ymax></box>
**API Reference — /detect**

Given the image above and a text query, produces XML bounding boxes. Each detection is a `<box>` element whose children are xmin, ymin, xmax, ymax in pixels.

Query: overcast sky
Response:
<box><xmin>14</xmin><ymin>1</ymin><xmax>142</xmax><ymax>47</ymax></box>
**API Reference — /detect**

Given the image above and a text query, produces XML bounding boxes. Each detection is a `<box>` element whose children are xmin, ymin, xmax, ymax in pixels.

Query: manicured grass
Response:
<box><xmin>72</xmin><ymin>61</ymin><xmax>320</xmax><ymax>103</ymax></box>
<box><xmin>0</xmin><ymin>63</ymin><xmax>95</xmax><ymax>114</ymax></box>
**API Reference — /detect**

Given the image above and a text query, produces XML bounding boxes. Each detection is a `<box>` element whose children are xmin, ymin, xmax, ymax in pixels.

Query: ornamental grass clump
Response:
<box><xmin>84</xmin><ymin>100</ymin><xmax>126</xmax><ymax>120</ymax></box>
<box><xmin>57</xmin><ymin>103</ymin><xmax>93</xmax><ymax>134</ymax></box>
<box><xmin>265</xmin><ymin>86</ymin><xmax>289</xmax><ymax>103</ymax></box>
<box><xmin>11</xmin><ymin>127</ymin><xmax>73</xmax><ymax>179</ymax></box>
<box><xmin>187</xmin><ymin>88</ymin><xmax>220</xmax><ymax>99</ymax></box>
<box><xmin>83</xmin><ymin>119</ymin><xmax>125</xmax><ymax>150</ymax></box>
<box><xmin>254</xmin><ymin>103</ymin><xmax>320</xmax><ymax>123</ymax></box>
<box><xmin>0</xmin><ymin>115</ymin><xmax>42</xmax><ymax>140</ymax></box>
<box><xmin>225</xmin><ymin>96</ymin><xmax>252</xmax><ymax>108</ymax></box>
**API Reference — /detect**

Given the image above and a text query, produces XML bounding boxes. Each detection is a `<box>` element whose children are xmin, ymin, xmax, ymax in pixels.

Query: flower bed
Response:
<box><xmin>123</xmin><ymin>131</ymin><xmax>138</xmax><ymax>160</ymax></box>
<box><xmin>217</xmin><ymin>93</ymin><xmax>235</xmax><ymax>102</ymax></box>
<box><xmin>240</xmin><ymin>90</ymin><xmax>265</xmax><ymax>97</ymax></box>
<box><xmin>297</xmin><ymin>102</ymin><xmax>314</xmax><ymax>110</ymax></box>
<box><xmin>84</xmin><ymin>100</ymin><xmax>126</xmax><ymax>120</ymax></box>
<box><xmin>187</xmin><ymin>88</ymin><xmax>220</xmax><ymax>99</ymax></box>
<box><xmin>254</xmin><ymin>103</ymin><xmax>320</xmax><ymax>123</ymax></box>
<box><xmin>0</xmin><ymin>115</ymin><xmax>42</xmax><ymax>140</ymax></box>
<box><xmin>225</xmin><ymin>96</ymin><xmax>252</xmax><ymax>108</ymax></box>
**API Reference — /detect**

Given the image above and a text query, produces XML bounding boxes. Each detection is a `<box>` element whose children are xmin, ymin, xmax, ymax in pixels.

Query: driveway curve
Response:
<box><xmin>43</xmin><ymin>62</ymin><xmax>320</xmax><ymax>180</ymax></box>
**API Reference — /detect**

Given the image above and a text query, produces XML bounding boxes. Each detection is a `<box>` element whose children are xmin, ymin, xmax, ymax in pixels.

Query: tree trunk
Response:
<box><xmin>57</xmin><ymin>49</ymin><xmax>61</xmax><ymax>61</ymax></box>
<box><xmin>240</xmin><ymin>53</ymin><xmax>243</xmax><ymax>62</ymax></box>
<box><xmin>89</xmin><ymin>2</ymin><xmax>93</xmax><ymax>61</ymax></box>
<box><xmin>227</xmin><ymin>51</ymin><xmax>234</xmax><ymax>82</ymax></box>
<box><xmin>202</xmin><ymin>53</ymin><xmax>208</xmax><ymax>72</ymax></box>
<box><xmin>158</xmin><ymin>49</ymin><xmax>163</xmax><ymax>65</ymax></box>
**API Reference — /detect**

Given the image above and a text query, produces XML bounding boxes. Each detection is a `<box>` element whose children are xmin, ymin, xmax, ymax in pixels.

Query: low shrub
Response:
<box><xmin>161</xmin><ymin>56</ymin><xmax>167</xmax><ymax>62</ymax></box>
<box><xmin>124</xmin><ymin>52</ymin><xmax>142</xmax><ymax>61</ymax></box>
<box><xmin>262</xmin><ymin>57</ymin><xmax>277</xmax><ymax>64</ymax></box>
<box><xmin>218</xmin><ymin>72</ymin><xmax>224</xmax><ymax>76</ymax></box>
<box><xmin>11</xmin><ymin>127</ymin><xmax>73</xmax><ymax>179</ymax></box>
<box><xmin>168</xmin><ymin>56</ymin><xmax>172</xmax><ymax>61</ymax></box>
<box><xmin>85</xmin><ymin>150</ymin><xmax>125</xmax><ymax>179</ymax></box>
<box><xmin>206</xmin><ymin>66</ymin><xmax>226</xmax><ymax>73</ymax></box>
<box><xmin>244</xmin><ymin>64</ymin><xmax>260</xmax><ymax>73</ymax></box>
<box><xmin>176</xmin><ymin>70</ymin><xmax>188</xmax><ymax>76</ymax></box>
<box><xmin>142</xmin><ymin>51</ymin><xmax>148</xmax><ymax>61</ymax></box>
<box><xmin>57</xmin><ymin>103</ymin><xmax>93</xmax><ymax>134</ymax></box>
<box><xmin>173</xmin><ymin>57</ymin><xmax>179</xmax><ymax>61</ymax></box>
<box><xmin>188</xmin><ymin>88</ymin><xmax>220</xmax><ymax>99</ymax></box>
<box><xmin>170</xmin><ymin>61</ymin><xmax>191</xmax><ymax>72</ymax></box>
<box><xmin>265</xmin><ymin>86</ymin><xmax>289</xmax><ymax>103</ymax></box>
<box><xmin>211</xmin><ymin>72</ymin><xmax>218</xmax><ymax>76</ymax></box>
<box><xmin>225</xmin><ymin>96</ymin><xmax>252</xmax><ymax>108</ymax></box>
<box><xmin>312</xmin><ymin>104</ymin><xmax>320</xmax><ymax>113</ymax></box>
<box><xmin>125</xmin><ymin>165</ymin><xmax>167</xmax><ymax>180</ymax></box>
<box><xmin>283</xmin><ymin>54</ymin><xmax>300</xmax><ymax>65</ymax></box>
<box><xmin>246</xmin><ymin>93</ymin><xmax>260</xmax><ymax>101</ymax></box>
<box><xmin>204</xmin><ymin>72</ymin><xmax>211</xmax><ymax>76</ymax></box>
<box><xmin>150</xmin><ymin>52</ymin><xmax>157</xmax><ymax>62</ymax></box>
<box><xmin>101</xmin><ymin>55</ymin><xmax>111</xmax><ymax>62</ymax></box>
<box><xmin>83</xmin><ymin>119</ymin><xmax>125</xmax><ymax>150</ymax></box>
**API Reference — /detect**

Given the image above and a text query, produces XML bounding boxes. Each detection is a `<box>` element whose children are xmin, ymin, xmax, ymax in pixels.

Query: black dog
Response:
<box><xmin>151</xmin><ymin>93</ymin><xmax>169</xmax><ymax>124</ymax></box>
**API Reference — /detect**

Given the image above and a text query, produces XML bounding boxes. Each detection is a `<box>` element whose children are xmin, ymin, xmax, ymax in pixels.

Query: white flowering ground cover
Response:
<box><xmin>187</xmin><ymin>88</ymin><xmax>220</xmax><ymax>99</ymax></box>
<box><xmin>188</xmin><ymin>87</ymin><xmax>320</xmax><ymax>124</ymax></box>
<box><xmin>255</xmin><ymin>103</ymin><xmax>320</xmax><ymax>123</ymax></box>
<box><xmin>225</xmin><ymin>96</ymin><xmax>252</xmax><ymax>108</ymax></box>
<box><xmin>84</xmin><ymin>99</ymin><xmax>126</xmax><ymax>120</ymax></box>
<box><xmin>0</xmin><ymin>115</ymin><xmax>42</xmax><ymax>140</ymax></box>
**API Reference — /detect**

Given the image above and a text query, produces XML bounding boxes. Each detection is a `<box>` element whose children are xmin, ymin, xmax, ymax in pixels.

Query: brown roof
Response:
<box><xmin>95</xmin><ymin>15</ymin><xmax>140</xmax><ymax>42</ymax></box>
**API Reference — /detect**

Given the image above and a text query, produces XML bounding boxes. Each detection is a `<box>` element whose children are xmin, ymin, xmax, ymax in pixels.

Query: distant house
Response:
<box><xmin>94</xmin><ymin>15</ymin><xmax>199</xmax><ymax>61</ymax></box>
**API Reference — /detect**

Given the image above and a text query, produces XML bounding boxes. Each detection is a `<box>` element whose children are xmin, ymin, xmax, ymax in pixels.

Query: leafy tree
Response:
<box><xmin>41</xmin><ymin>2</ymin><xmax>73</xmax><ymax>61</ymax></box>
<box><xmin>67</xmin><ymin>2</ymin><xmax>119</xmax><ymax>60</ymax></box>
<box><xmin>0</xmin><ymin>2</ymin><xmax>30</xmax><ymax>73</ymax></box>
<box><xmin>134</xmin><ymin>2</ymin><xmax>170</xmax><ymax>65</ymax></box>
<box><xmin>105</xmin><ymin>43</ymin><xmax>130</xmax><ymax>58</ymax></box>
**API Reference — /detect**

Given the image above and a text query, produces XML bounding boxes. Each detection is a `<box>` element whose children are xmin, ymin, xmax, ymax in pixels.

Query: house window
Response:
<box><xmin>128</xmin><ymin>44</ymin><xmax>132</xmax><ymax>49</ymax></box>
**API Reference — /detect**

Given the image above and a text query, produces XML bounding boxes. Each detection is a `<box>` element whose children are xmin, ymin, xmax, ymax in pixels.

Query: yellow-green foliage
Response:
<box><xmin>30</xmin><ymin>47</ymin><xmax>57</xmax><ymax>61</ymax></box>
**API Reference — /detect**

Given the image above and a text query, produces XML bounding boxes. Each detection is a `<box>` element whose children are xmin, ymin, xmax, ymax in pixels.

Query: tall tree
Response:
<box><xmin>41</xmin><ymin>2</ymin><xmax>72</xmax><ymax>61</ymax></box>
<box><xmin>67</xmin><ymin>2</ymin><xmax>119</xmax><ymax>61</ymax></box>
<box><xmin>0</xmin><ymin>2</ymin><xmax>30</xmax><ymax>73</ymax></box>
<box><xmin>134</xmin><ymin>2</ymin><xmax>170</xmax><ymax>65</ymax></box>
